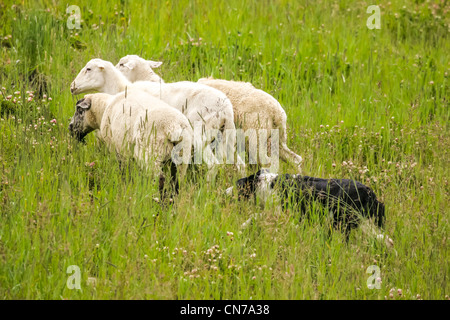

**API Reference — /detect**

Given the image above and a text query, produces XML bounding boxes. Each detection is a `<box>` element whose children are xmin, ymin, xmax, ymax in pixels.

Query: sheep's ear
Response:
<box><xmin>123</xmin><ymin>61</ymin><xmax>136</xmax><ymax>70</ymax></box>
<box><xmin>148</xmin><ymin>60</ymin><xmax>162</xmax><ymax>68</ymax></box>
<box><xmin>76</xmin><ymin>98</ymin><xmax>85</xmax><ymax>106</ymax></box>
<box><xmin>77</xmin><ymin>97</ymin><xmax>91</xmax><ymax>110</ymax></box>
<box><xmin>97</xmin><ymin>63</ymin><xmax>105</xmax><ymax>70</ymax></box>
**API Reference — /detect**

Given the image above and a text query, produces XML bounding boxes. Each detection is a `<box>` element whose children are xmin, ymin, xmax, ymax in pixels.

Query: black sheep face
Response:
<box><xmin>68</xmin><ymin>97</ymin><xmax>93</xmax><ymax>142</ymax></box>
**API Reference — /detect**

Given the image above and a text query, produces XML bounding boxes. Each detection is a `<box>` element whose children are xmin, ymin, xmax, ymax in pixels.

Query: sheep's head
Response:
<box><xmin>70</xmin><ymin>59</ymin><xmax>109</xmax><ymax>95</ymax></box>
<box><xmin>69</xmin><ymin>96</ymin><xmax>95</xmax><ymax>142</ymax></box>
<box><xmin>116</xmin><ymin>55</ymin><xmax>163</xmax><ymax>83</ymax></box>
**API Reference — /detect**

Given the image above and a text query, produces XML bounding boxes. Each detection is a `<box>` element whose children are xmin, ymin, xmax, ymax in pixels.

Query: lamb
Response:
<box><xmin>68</xmin><ymin>89</ymin><xmax>193</xmax><ymax>198</ymax></box>
<box><xmin>71</xmin><ymin>58</ymin><xmax>245</xmax><ymax>177</ymax></box>
<box><xmin>116</xmin><ymin>55</ymin><xmax>164</xmax><ymax>83</ymax></box>
<box><xmin>114</xmin><ymin>55</ymin><xmax>303</xmax><ymax>172</ymax></box>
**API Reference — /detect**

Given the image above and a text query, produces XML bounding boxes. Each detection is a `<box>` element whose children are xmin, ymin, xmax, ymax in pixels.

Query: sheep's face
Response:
<box><xmin>116</xmin><ymin>55</ymin><xmax>162</xmax><ymax>82</ymax></box>
<box><xmin>69</xmin><ymin>97</ymin><xmax>94</xmax><ymax>141</ymax></box>
<box><xmin>71</xmin><ymin>60</ymin><xmax>107</xmax><ymax>95</ymax></box>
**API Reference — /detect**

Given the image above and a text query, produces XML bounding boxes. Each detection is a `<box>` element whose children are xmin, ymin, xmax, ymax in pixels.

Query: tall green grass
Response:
<box><xmin>0</xmin><ymin>0</ymin><xmax>448</xmax><ymax>299</ymax></box>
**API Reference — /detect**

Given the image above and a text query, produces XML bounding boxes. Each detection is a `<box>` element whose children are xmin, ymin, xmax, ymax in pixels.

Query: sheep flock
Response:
<box><xmin>69</xmin><ymin>55</ymin><xmax>391</xmax><ymax>247</ymax></box>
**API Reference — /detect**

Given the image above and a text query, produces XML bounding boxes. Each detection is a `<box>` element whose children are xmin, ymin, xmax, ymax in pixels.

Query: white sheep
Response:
<box><xmin>68</xmin><ymin>89</ymin><xmax>193</xmax><ymax>196</ymax></box>
<box><xmin>115</xmin><ymin>55</ymin><xmax>303</xmax><ymax>172</ymax></box>
<box><xmin>197</xmin><ymin>78</ymin><xmax>303</xmax><ymax>172</ymax></box>
<box><xmin>71</xmin><ymin>58</ymin><xmax>245</xmax><ymax>177</ymax></box>
<box><xmin>116</xmin><ymin>55</ymin><xmax>164</xmax><ymax>83</ymax></box>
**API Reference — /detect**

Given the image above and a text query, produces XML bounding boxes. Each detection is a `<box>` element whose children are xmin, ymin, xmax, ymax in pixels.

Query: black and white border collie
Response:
<box><xmin>227</xmin><ymin>169</ymin><xmax>392</xmax><ymax>245</ymax></box>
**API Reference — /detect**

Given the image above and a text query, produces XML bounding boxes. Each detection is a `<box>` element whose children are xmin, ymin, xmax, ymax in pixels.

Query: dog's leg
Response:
<box><xmin>360</xmin><ymin>219</ymin><xmax>394</xmax><ymax>248</ymax></box>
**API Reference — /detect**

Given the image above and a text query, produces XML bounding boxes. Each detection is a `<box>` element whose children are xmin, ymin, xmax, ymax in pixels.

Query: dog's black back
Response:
<box><xmin>273</xmin><ymin>175</ymin><xmax>385</xmax><ymax>229</ymax></box>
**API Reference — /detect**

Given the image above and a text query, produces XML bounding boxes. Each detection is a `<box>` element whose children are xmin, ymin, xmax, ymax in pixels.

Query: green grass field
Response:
<box><xmin>0</xmin><ymin>0</ymin><xmax>448</xmax><ymax>300</ymax></box>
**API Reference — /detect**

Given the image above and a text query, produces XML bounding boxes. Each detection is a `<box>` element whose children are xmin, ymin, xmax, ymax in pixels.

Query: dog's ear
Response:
<box><xmin>225</xmin><ymin>186</ymin><xmax>234</xmax><ymax>196</ymax></box>
<box><xmin>256</xmin><ymin>168</ymin><xmax>270</xmax><ymax>177</ymax></box>
<box><xmin>76</xmin><ymin>97</ymin><xmax>91</xmax><ymax>110</ymax></box>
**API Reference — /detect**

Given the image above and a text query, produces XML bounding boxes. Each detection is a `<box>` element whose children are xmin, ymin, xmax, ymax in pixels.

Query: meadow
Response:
<box><xmin>0</xmin><ymin>0</ymin><xmax>448</xmax><ymax>300</ymax></box>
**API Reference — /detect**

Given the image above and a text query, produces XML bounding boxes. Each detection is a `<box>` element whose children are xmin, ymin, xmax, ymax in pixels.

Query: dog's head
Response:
<box><xmin>226</xmin><ymin>169</ymin><xmax>279</xmax><ymax>203</ymax></box>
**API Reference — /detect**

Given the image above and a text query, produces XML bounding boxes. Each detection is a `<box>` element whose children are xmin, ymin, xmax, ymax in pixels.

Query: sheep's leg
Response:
<box><xmin>222</xmin><ymin>116</ymin><xmax>246</xmax><ymax>175</ymax></box>
<box><xmin>199</xmin><ymin>127</ymin><xmax>221</xmax><ymax>182</ymax></box>
<box><xmin>202</xmin><ymin>141</ymin><xmax>220</xmax><ymax>184</ymax></box>
<box><xmin>169</xmin><ymin>160</ymin><xmax>180</xmax><ymax>196</ymax></box>
<box><xmin>192</xmin><ymin>134</ymin><xmax>219</xmax><ymax>183</ymax></box>
<box><xmin>193</xmin><ymin>121</ymin><xmax>220</xmax><ymax>171</ymax></box>
<box><xmin>234</xmin><ymin>150</ymin><xmax>246</xmax><ymax>175</ymax></box>
<box><xmin>156</xmin><ymin>160</ymin><xmax>179</xmax><ymax>203</ymax></box>
<box><xmin>169</xmin><ymin>128</ymin><xmax>192</xmax><ymax>183</ymax></box>
<box><xmin>203</xmin><ymin>143</ymin><xmax>220</xmax><ymax>167</ymax></box>
<box><xmin>278</xmin><ymin>121</ymin><xmax>303</xmax><ymax>173</ymax></box>
<box><xmin>180</xmin><ymin>129</ymin><xmax>192</xmax><ymax>180</ymax></box>
<box><xmin>141</xmin><ymin>138</ymin><xmax>177</xmax><ymax>202</ymax></box>
<box><xmin>152</xmin><ymin>161</ymin><xmax>169</xmax><ymax>201</ymax></box>
<box><xmin>241</xmin><ymin>126</ymin><xmax>260</xmax><ymax>173</ymax></box>
<box><xmin>158</xmin><ymin>173</ymin><xmax>175</xmax><ymax>205</ymax></box>
<box><xmin>177</xmin><ymin>163</ymin><xmax>188</xmax><ymax>180</ymax></box>
<box><xmin>205</xmin><ymin>164</ymin><xmax>219</xmax><ymax>184</ymax></box>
